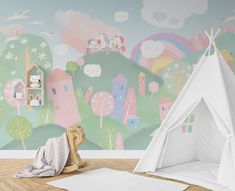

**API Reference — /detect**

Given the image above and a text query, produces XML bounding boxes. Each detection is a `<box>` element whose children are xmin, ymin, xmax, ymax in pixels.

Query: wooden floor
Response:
<box><xmin>0</xmin><ymin>159</ymin><xmax>210</xmax><ymax>191</ymax></box>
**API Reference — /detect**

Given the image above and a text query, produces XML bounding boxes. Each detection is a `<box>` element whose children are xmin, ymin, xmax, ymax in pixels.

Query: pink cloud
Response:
<box><xmin>56</xmin><ymin>10</ymin><xmax>119</xmax><ymax>53</ymax></box>
<box><xmin>0</xmin><ymin>25</ymin><xmax>25</xmax><ymax>39</ymax></box>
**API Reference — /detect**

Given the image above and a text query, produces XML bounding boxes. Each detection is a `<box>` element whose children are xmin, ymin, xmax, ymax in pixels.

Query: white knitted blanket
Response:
<box><xmin>16</xmin><ymin>133</ymin><xmax>70</xmax><ymax>178</ymax></box>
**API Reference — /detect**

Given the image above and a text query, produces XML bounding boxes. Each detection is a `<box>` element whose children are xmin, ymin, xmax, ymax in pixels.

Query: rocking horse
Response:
<box><xmin>63</xmin><ymin>125</ymin><xmax>86</xmax><ymax>173</ymax></box>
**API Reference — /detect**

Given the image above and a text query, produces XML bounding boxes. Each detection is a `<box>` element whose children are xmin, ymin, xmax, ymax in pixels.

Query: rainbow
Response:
<box><xmin>130</xmin><ymin>33</ymin><xmax>193</xmax><ymax>73</ymax></box>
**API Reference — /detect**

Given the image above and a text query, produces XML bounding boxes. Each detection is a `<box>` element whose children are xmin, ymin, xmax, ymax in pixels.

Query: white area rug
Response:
<box><xmin>148</xmin><ymin>161</ymin><xmax>230</xmax><ymax>191</ymax></box>
<box><xmin>47</xmin><ymin>168</ymin><xmax>188</xmax><ymax>191</ymax></box>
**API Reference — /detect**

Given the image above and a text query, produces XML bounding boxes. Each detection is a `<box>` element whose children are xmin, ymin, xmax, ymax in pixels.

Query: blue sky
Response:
<box><xmin>0</xmin><ymin>0</ymin><xmax>235</xmax><ymax>68</ymax></box>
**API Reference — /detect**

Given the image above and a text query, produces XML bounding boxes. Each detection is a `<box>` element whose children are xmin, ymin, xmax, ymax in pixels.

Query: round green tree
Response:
<box><xmin>6</xmin><ymin>116</ymin><xmax>32</xmax><ymax>150</ymax></box>
<box><xmin>66</xmin><ymin>61</ymin><xmax>79</xmax><ymax>83</ymax></box>
<box><xmin>2</xmin><ymin>33</ymin><xmax>53</xmax><ymax>80</ymax></box>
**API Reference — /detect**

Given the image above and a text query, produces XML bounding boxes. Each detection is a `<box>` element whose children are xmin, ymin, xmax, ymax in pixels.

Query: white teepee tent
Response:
<box><xmin>134</xmin><ymin>29</ymin><xmax>235</xmax><ymax>191</ymax></box>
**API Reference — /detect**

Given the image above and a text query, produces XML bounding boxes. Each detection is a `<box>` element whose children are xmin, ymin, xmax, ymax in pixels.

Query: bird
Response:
<box><xmin>40</xmin><ymin>30</ymin><xmax>54</xmax><ymax>38</ymax></box>
<box><xmin>5</xmin><ymin>10</ymin><xmax>29</xmax><ymax>21</ymax></box>
<box><xmin>29</xmin><ymin>19</ymin><xmax>45</xmax><ymax>25</ymax></box>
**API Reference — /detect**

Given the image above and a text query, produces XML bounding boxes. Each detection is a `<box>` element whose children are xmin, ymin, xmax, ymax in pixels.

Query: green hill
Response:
<box><xmin>124</xmin><ymin>126</ymin><xmax>158</xmax><ymax>150</ymax></box>
<box><xmin>67</xmin><ymin>52</ymin><xmax>163</xmax><ymax>92</ymax></box>
<box><xmin>1</xmin><ymin>124</ymin><xmax>101</xmax><ymax>150</ymax></box>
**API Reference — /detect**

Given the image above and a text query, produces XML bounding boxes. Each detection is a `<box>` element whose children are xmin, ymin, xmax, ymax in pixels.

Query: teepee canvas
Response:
<box><xmin>134</xmin><ymin>29</ymin><xmax>235</xmax><ymax>191</ymax></box>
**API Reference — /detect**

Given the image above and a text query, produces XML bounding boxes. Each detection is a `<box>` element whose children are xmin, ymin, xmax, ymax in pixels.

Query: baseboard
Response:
<box><xmin>0</xmin><ymin>150</ymin><xmax>144</xmax><ymax>159</ymax></box>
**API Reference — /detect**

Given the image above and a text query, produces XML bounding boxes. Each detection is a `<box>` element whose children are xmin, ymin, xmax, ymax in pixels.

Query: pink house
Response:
<box><xmin>46</xmin><ymin>68</ymin><xmax>80</xmax><ymax>128</ymax></box>
<box><xmin>159</xmin><ymin>98</ymin><xmax>173</xmax><ymax>122</ymax></box>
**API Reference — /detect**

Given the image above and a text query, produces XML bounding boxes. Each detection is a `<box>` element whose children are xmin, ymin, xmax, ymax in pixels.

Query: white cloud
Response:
<box><xmin>114</xmin><ymin>11</ymin><xmax>129</xmax><ymax>23</ymax></box>
<box><xmin>141</xmin><ymin>0</ymin><xmax>208</xmax><ymax>29</ymax></box>
<box><xmin>83</xmin><ymin>64</ymin><xmax>102</xmax><ymax>78</ymax></box>
<box><xmin>54</xmin><ymin>44</ymin><xmax>69</xmax><ymax>56</ymax></box>
<box><xmin>140</xmin><ymin>40</ymin><xmax>165</xmax><ymax>58</ymax></box>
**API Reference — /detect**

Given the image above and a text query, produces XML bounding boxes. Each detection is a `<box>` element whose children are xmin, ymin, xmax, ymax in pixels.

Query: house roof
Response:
<box><xmin>112</xmin><ymin>74</ymin><xmax>128</xmax><ymax>83</ymax></box>
<box><xmin>47</xmin><ymin>68</ymin><xmax>72</xmax><ymax>83</ymax></box>
<box><xmin>29</xmin><ymin>64</ymin><xmax>43</xmax><ymax>72</ymax></box>
<box><xmin>14</xmin><ymin>80</ymin><xmax>25</xmax><ymax>87</ymax></box>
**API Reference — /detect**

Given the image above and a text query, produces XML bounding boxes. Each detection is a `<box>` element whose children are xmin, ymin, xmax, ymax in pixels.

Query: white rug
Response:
<box><xmin>148</xmin><ymin>161</ymin><xmax>230</xmax><ymax>191</ymax></box>
<box><xmin>47</xmin><ymin>168</ymin><xmax>188</xmax><ymax>191</ymax></box>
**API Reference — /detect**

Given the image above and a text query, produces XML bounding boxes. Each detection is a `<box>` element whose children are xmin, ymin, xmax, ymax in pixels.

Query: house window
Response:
<box><xmin>64</xmin><ymin>85</ymin><xmax>68</xmax><ymax>92</ymax></box>
<box><xmin>181</xmin><ymin>115</ymin><xmax>195</xmax><ymax>133</ymax></box>
<box><xmin>52</xmin><ymin>88</ymin><xmax>56</xmax><ymax>95</ymax></box>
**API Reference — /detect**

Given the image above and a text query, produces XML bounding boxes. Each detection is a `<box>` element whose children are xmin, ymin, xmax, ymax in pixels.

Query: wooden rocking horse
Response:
<box><xmin>62</xmin><ymin>125</ymin><xmax>86</xmax><ymax>173</ymax></box>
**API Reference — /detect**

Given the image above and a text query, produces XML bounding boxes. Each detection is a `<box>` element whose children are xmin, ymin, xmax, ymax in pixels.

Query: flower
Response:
<box><xmin>38</xmin><ymin>52</ymin><xmax>46</xmax><ymax>60</ymax></box>
<box><xmin>5</xmin><ymin>52</ymin><xmax>14</xmax><ymax>60</ymax></box>
<box><xmin>43</xmin><ymin>61</ymin><xmax>51</xmax><ymax>70</ymax></box>
<box><xmin>31</xmin><ymin>48</ymin><xmax>37</xmax><ymax>53</ymax></box>
<box><xmin>20</xmin><ymin>38</ymin><xmax>28</xmax><ymax>45</ymax></box>
<box><xmin>40</xmin><ymin>42</ymin><xmax>47</xmax><ymax>49</ymax></box>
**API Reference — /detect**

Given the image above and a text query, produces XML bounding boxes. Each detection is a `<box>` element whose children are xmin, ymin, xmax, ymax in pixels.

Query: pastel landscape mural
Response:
<box><xmin>0</xmin><ymin>0</ymin><xmax>235</xmax><ymax>150</ymax></box>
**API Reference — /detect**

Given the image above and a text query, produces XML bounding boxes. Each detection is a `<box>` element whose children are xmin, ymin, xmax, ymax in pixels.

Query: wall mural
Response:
<box><xmin>0</xmin><ymin>0</ymin><xmax>235</xmax><ymax>150</ymax></box>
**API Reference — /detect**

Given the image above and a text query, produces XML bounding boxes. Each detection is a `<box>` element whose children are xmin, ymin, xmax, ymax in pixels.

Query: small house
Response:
<box><xmin>12</xmin><ymin>80</ymin><xmax>25</xmax><ymax>99</ymax></box>
<box><xmin>127</xmin><ymin>115</ymin><xmax>140</xmax><ymax>128</ymax></box>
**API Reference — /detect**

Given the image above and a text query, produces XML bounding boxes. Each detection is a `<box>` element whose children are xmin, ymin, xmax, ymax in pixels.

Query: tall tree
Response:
<box><xmin>39</xmin><ymin>101</ymin><xmax>55</xmax><ymax>125</ymax></box>
<box><xmin>115</xmin><ymin>132</ymin><xmax>124</xmax><ymax>150</ymax></box>
<box><xmin>103</xmin><ymin>126</ymin><xmax>116</xmax><ymax>150</ymax></box>
<box><xmin>123</xmin><ymin>88</ymin><xmax>136</xmax><ymax>124</ymax></box>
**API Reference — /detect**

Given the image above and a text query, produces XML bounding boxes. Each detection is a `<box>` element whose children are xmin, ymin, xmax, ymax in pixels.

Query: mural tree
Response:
<box><xmin>84</xmin><ymin>86</ymin><xmax>94</xmax><ymax>103</ymax></box>
<box><xmin>39</xmin><ymin>100</ymin><xmax>55</xmax><ymax>125</ymax></box>
<box><xmin>138</xmin><ymin>72</ymin><xmax>145</xmax><ymax>96</ymax></box>
<box><xmin>123</xmin><ymin>88</ymin><xmax>136</xmax><ymax>124</ymax></box>
<box><xmin>160</xmin><ymin>61</ymin><xmax>193</xmax><ymax>95</ymax></box>
<box><xmin>6</xmin><ymin>115</ymin><xmax>32</xmax><ymax>150</ymax></box>
<box><xmin>115</xmin><ymin>132</ymin><xmax>124</xmax><ymax>150</ymax></box>
<box><xmin>4</xmin><ymin>79</ymin><xmax>25</xmax><ymax>115</ymax></box>
<box><xmin>66</xmin><ymin>61</ymin><xmax>79</xmax><ymax>83</ymax></box>
<box><xmin>91</xmin><ymin>91</ymin><xmax>114</xmax><ymax>129</ymax></box>
<box><xmin>103</xmin><ymin>126</ymin><xmax>116</xmax><ymax>150</ymax></box>
<box><xmin>149</xmin><ymin>81</ymin><xmax>159</xmax><ymax>97</ymax></box>
<box><xmin>3</xmin><ymin>34</ymin><xmax>53</xmax><ymax>79</ymax></box>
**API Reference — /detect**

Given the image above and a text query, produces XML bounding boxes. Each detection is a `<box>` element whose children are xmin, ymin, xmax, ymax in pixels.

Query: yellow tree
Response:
<box><xmin>6</xmin><ymin>116</ymin><xmax>32</xmax><ymax>150</ymax></box>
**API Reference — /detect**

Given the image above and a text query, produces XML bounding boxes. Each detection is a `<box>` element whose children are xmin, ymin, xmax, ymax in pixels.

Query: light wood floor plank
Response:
<box><xmin>0</xmin><ymin>159</ymin><xmax>210</xmax><ymax>191</ymax></box>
